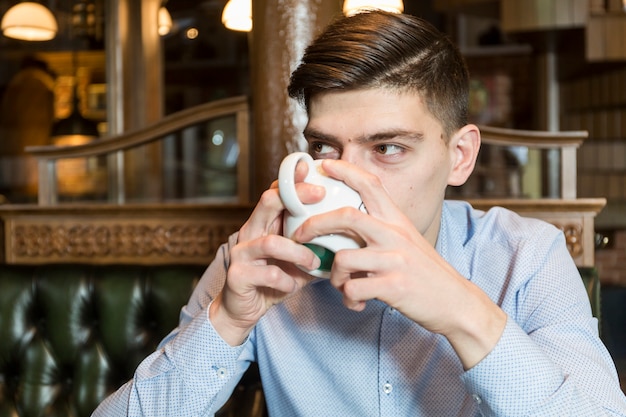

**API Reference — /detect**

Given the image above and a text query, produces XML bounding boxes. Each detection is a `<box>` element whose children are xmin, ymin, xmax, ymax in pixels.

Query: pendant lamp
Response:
<box><xmin>1</xmin><ymin>2</ymin><xmax>57</xmax><ymax>41</ymax></box>
<box><xmin>343</xmin><ymin>0</ymin><xmax>404</xmax><ymax>16</ymax></box>
<box><xmin>51</xmin><ymin>88</ymin><xmax>99</xmax><ymax>139</ymax></box>
<box><xmin>50</xmin><ymin>98</ymin><xmax>99</xmax><ymax>139</ymax></box>
<box><xmin>51</xmin><ymin>63</ymin><xmax>99</xmax><ymax>140</ymax></box>
<box><xmin>158</xmin><ymin>6</ymin><xmax>172</xmax><ymax>36</ymax></box>
<box><xmin>222</xmin><ymin>0</ymin><xmax>252</xmax><ymax>32</ymax></box>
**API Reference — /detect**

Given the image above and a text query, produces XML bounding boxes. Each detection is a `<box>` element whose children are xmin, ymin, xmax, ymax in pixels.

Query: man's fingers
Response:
<box><xmin>238</xmin><ymin>182</ymin><xmax>324</xmax><ymax>243</ymax></box>
<box><xmin>233</xmin><ymin>234</ymin><xmax>321</xmax><ymax>272</ymax></box>
<box><xmin>319</xmin><ymin>159</ymin><xmax>401</xmax><ymax>220</ymax></box>
<box><xmin>293</xmin><ymin>206</ymin><xmax>410</xmax><ymax>254</ymax></box>
<box><xmin>237</xmin><ymin>189</ymin><xmax>284</xmax><ymax>242</ymax></box>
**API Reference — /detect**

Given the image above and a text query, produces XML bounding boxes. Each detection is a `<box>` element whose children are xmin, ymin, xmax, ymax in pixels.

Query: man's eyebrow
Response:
<box><xmin>303</xmin><ymin>127</ymin><xmax>424</xmax><ymax>144</ymax></box>
<box><xmin>303</xmin><ymin>127</ymin><xmax>337</xmax><ymax>142</ymax></box>
<box><xmin>357</xmin><ymin>130</ymin><xmax>424</xmax><ymax>144</ymax></box>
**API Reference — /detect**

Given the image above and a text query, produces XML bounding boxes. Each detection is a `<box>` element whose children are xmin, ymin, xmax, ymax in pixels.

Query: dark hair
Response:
<box><xmin>287</xmin><ymin>11</ymin><xmax>469</xmax><ymax>139</ymax></box>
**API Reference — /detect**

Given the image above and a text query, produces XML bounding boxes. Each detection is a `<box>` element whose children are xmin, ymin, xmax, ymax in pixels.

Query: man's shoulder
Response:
<box><xmin>441</xmin><ymin>200</ymin><xmax>568</xmax><ymax>279</ymax></box>
<box><xmin>443</xmin><ymin>199</ymin><xmax>560</xmax><ymax>240</ymax></box>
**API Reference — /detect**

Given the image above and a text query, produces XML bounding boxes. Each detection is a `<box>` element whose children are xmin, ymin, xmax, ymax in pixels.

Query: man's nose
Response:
<box><xmin>339</xmin><ymin>146</ymin><xmax>358</xmax><ymax>165</ymax></box>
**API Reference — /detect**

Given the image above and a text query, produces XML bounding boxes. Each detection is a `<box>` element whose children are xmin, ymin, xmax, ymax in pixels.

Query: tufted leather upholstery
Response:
<box><xmin>0</xmin><ymin>264</ymin><xmax>265</xmax><ymax>417</ymax></box>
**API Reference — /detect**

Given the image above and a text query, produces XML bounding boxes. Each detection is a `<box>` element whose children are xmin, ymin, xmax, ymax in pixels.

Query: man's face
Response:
<box><xmin>304</xmin><ymin>88</ymin><xmax>460</xmax><ymax>245</ymax></box>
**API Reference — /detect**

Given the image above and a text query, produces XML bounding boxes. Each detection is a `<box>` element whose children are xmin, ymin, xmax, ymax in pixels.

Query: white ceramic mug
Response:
<box><xmin>279</xmin><ymin>152</ymin><xmax>366</xmax><ymax>278</ymax></box>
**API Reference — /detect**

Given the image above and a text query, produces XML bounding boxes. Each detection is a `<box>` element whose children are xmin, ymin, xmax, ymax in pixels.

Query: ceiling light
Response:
<box><xmin>1</xmin><ymin>2</ymin><xmax>58</xmax><ymax>41</ymax></box>
<box><xmin>343</xmin><ymin>0</ymin><xmax>404</xmax><ymax>17</ymax></box>
<box><xmin>222</xmin><ymin>0</ymin><xmax>252</xmax><ymax>32</ymax></box>
<box><xmin>51</xmin><ymin>108</ymin><xmax>100</xmax><ymax>139</ymax></box>
<box><xmin>51</xmin><ymin>73</ymin><xmax>99</xmax><ymax>140</ymax></box>
<box><xmin>186</xmin><ymin>27</ymin><xmax>198</xmax><ymax>39</ymax></box>
<box><xmin>158</xmin><ymin>6</ymin><xmax>172</xmax><ymax>36</ymax></box>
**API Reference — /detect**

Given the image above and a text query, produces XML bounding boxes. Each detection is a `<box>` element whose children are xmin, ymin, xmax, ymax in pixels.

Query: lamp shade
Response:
<box><xmin>51</xmin><ymin>80</ymin><xmax>99</xmax><ymax>140</ymax></box>
<box><xmin>343</xmin><ymin>0</ymin><xmax>404</xmax><ymax>16</ymax></box>
<box><xmin>51</xmin><ymin>111</ymin><xmax>99</xmax><ymax>139</ymax></box>
<box><xmin>222</xmin><ymin>0</ymin><xmax>252</xmax><ymax>32</ymax></box>
<box><xmin>158</xmin><ymin>6</ymin><xmax>172</xmax><ymax>36</ymax></box>
<box><xmin>1</xmin><ymin>2</ymin><xmax>58</xmax><ymax>41</ymax></box>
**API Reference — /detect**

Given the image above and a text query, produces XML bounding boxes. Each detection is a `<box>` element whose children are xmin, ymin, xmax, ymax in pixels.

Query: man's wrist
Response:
<box><xmin>445</xmin><ymin>285</ymin><xmax>508</xmax><ymax>370</ymax></box>
<box><xmin>208</xmin><ymin>294</ymin><xmax>254</xmax><ymax>347</ymax></box>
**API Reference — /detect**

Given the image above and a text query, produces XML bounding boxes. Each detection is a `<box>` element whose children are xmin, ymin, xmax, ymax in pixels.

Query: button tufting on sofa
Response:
<box><xmin>0</xmin><ymin>264</ymin><xmax>265</xmax><ymax>417</ymax></box>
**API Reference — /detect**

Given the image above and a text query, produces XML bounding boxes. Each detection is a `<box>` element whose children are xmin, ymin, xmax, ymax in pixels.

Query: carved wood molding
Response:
<box><xmin>554</xmin><ymin>222</ymin><xmax>584</xmax><ymax>259</ymax></box>
<box><xmin>0</xmin><ymin>203</ymin><xmax>253</xmax><ymax>265</ymax></box>
<box><xmin>12</xmin><ymin>223</ymin><xmax>235</xmax><ymax>260</ymax></box>
<box><xmin>0</xmin><ymin>199</ymin><xmax>606</xmax><ymax>266</ymax></box>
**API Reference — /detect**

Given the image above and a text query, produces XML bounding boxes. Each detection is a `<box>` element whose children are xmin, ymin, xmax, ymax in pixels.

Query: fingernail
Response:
<box><xmin>309</xmin><ymin>255</ymin><xmax>321</xmax><ymax>270</ymax></box>
<box><xmin>312</xmin><ymin>184</ymin><xmax>325</xmax><ymax>195</ymax></box>
<box><xmin>296</xmin><ymin>254</ymin><xmax>320</xmax><ymax>272</ymax></box>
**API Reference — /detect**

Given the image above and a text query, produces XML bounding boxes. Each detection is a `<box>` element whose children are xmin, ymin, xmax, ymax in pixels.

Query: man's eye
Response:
<box><xmin>310</xmin><ymin>142</ymin><xmax>324</xmax><ymax>153</ymax></box>
<box><xmin>309</xmin><ymin>142</ymin><xmax>338</xmax><ymax>158</ymax></box>
<box><xmin>375</xmin><ymin>144</ymin><xmax>403</xmax><ymax>155</ymax></box>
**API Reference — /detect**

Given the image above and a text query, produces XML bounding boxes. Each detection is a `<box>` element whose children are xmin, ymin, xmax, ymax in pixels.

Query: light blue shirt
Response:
<box><xmin>94</xmin><ymin>200</ymin><xmax>626</xmax><ymax>416</ymax></box>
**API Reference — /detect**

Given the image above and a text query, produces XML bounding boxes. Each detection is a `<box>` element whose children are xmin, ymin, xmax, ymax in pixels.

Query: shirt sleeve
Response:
<box><xmin>92</xmin><ymin>234</ymin><xmax>254</xmax><ymax>417</ymax></box>
<box><xmin>92</xmin><ymin>309</ymin><xmax>250</xmax><ymax>417</ymax></box>
<box><xmin>460</xmin><ymin>228</ymin><xmax>626</xmax><ymax>416</ymax></box>
<box><xmin>462</xmin><ymin>316</ymin><xmax>626</xmax><ymax>416</ymax></box>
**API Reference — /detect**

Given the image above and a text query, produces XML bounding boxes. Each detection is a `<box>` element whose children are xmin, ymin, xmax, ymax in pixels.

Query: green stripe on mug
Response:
<box><xmin>304</xmin><ymin>243</ymin><xmax>335</xmax><ymax>272</ymax></box>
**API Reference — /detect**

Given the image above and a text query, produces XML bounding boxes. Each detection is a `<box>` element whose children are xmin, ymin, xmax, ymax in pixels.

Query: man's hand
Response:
<box><xmin>209</xmin><ymin>163</ymin><xmax>323</xmax><ymax>346</ymax></box>
<box><xmin>291</xmin><ymin>158</ymin><xmax>507</xmax><ymax>369</ymax></box>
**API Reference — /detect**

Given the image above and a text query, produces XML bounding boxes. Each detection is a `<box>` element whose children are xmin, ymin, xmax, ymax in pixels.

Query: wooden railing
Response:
<box><xmin>478</xmin><ymin>124</ymin><xmax>587</xmax><ymax>199</ymax></box>
<box><xmin>26</xmin><ymin>95</ymin><xmax>251</xmax><ymax>206</ymax></box>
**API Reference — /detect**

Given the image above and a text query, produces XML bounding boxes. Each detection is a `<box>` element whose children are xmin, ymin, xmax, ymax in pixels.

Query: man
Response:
<box><xmin>94</xmin><ymin>10</ymin><xmax>626</xmax><ymax>416</ymax></box>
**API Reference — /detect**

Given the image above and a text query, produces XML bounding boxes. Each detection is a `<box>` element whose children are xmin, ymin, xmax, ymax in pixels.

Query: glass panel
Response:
<box><xmin>57</xmin><ymin>154</ymin><xmax>108</xmax><ymax>203</ymax></box>
<box><xmin>161</xmin><ymin>115</ymin><xmax>239</xmax><ymax>202</ymax></box>
<box><xmin>51</xmin><ymin>114</ymin><xmax>240</xmax><ymax>204</ymax></box>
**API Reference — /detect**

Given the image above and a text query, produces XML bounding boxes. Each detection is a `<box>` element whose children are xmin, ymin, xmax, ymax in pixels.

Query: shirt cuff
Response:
<box><xmin>461</xmin><ymin>316</ymin><xmax>564</xmax><ymax>416</ymax></box>
<box><xmin>164</xmin><ymin>306</ymin><xmax>248</xmax><ymax>396</ymax></box>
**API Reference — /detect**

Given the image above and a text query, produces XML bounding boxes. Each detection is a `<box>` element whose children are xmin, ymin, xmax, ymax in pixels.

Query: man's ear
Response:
<box><xmin>447</xmin><ymin>124</ymin><xmax>480</xmax><ymax>187</ymax></box>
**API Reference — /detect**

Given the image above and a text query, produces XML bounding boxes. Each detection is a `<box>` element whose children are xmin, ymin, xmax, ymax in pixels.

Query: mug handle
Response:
<box><xmin>278</xmin><ymin>152</ymin><xmax>316</xmax><ymax>217</ymax></box>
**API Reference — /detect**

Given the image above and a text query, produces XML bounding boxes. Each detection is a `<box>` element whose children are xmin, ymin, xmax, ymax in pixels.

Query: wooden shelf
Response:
<box><xmin>460</xmin><ymin>43</ymin><xmax>533</xmax><ymax>57</ymax></box>
<box><xmin>433</xmin><ymin>0</ymin><xmax>497</xmax><ymax>14</ymax></box>
<box><xmin>586</xmin><ymin>13</ymin><xmax>626</xmax><ymax>61</ymax></box>
<box><xmin>501</xmin><ymin>0</ymin><xmax>588</xmax><ymax>32</ymax></box>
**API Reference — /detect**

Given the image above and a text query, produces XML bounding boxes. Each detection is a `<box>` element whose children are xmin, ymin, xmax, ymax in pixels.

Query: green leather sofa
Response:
<box><xmin>0</xmin><ymin>263</ymin><xmax>600</xmax><ymax>417</ymax></box>
<box><xmin>0</xmin><ymin>264</ymin><xmax>265</xmax><ymax>417</ymax></box>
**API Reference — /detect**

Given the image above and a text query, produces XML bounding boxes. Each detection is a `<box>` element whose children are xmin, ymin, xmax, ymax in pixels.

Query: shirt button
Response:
<box><xmin>216</xmin><ymin>367</ymin><xmax>228</xmax><ymax>378</ymax></box>
<box><xmin>472</xmin><ymin>394</ymin><xmax>482</xmax><ymax>404</ymax></box>
<box><xmin>382</xmin><ymin>383</ymin><xmax>393</xmax><ymax>394</ymax></box>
